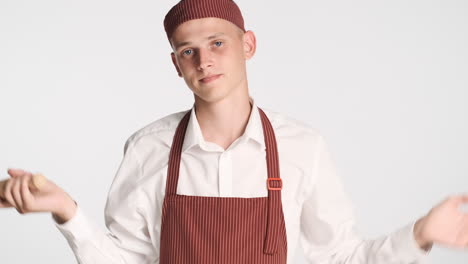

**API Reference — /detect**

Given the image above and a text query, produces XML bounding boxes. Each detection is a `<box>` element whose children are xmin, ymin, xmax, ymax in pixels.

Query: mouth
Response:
<box><xmin>199</xmin><ymin>74</ymin><xmax>222</xmax><ymax>84</ymax></box>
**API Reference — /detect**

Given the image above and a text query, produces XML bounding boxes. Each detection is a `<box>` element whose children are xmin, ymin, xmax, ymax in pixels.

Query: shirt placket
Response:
<box><xmin>218</xmin><ymin>150</ymin><xmax>233</xmax><ymax>197</ymax></box>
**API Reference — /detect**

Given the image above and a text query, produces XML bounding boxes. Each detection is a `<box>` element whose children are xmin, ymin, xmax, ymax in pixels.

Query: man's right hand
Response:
<box><xmin>0</xmin><ymin>168</ymin><xmax>77</xmax><ymax>224</ymax></box>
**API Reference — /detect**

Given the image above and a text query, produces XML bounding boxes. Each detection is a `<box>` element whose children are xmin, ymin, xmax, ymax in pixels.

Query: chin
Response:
<box><xmin>193</xmin><ymin>88</ymin><xmax>232</xmax><ymax>104</ymax></box>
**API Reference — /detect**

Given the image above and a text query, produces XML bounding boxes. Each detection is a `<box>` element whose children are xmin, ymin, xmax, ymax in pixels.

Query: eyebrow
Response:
<box><xmin>174</xmin><ymin>32</ymin><xmax>225</xmax><ymax>50</ymax></box>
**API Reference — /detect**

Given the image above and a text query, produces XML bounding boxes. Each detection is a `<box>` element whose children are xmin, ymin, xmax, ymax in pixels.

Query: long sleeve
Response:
<box><xmin>54</xmin><ymin>139</ymin><xmax>156</xmax><ymax>263</ymax></box>
<box><xmin>299</xmin><ymin>135</ymin><xmax>431</xmax><ymax>263</ymax></box>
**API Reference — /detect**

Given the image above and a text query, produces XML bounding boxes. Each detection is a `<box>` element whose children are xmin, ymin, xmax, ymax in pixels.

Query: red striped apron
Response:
<box><xmin>160</xmin><ymin>107</ymin><xmax>287</xmax><ymax>264</ymax></box>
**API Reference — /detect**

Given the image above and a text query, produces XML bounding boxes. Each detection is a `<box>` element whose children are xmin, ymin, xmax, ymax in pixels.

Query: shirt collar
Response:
<box><xmin>182</xmin><ymin>96</ymin><xmax>265</xmax><ymax>152</ymax></box>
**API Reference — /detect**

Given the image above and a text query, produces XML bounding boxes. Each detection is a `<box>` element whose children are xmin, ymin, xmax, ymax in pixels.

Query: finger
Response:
<box><xmin>21</xmin><ymin>174</ymin><xmax>35</xmax><ymax>212</ymax></box>
<box><xmin>461</xmin><ymin>221</ymin><xmax>468</xmax><ymax>248</ymax></box>
<box><xmin>11</xmin><ymin>178</ymin><xmax>24</xmax><ymax>213</ymax></box>
<box><xmin>7</xmin><ymin>168</ymin><xmax>28</xmax><ymax>178</ymax></box>
<box><xmin>453</xmin><ymin>194</ymin><xmax>468</xmax><ymax>206</ymax></box>
<box><xmin>0</xmin><ymin>197</ymin><xmax>13</xmax><ymax>208</ymax></box>
<box><xmin>461</xmin><ymin>194</ymin><xmax>468</xmax><ymax>203</ymax></box>
<box><xmin>3</xmin><ymin>178</ymin><xmax>17</xmax><ymax>208</ymax></box>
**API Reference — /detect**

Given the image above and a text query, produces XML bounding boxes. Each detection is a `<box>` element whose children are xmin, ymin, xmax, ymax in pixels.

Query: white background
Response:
<box><xmin>0</xmin><ymin>0</ymin><xmax>467</xmax><ymax>263</ymax></box>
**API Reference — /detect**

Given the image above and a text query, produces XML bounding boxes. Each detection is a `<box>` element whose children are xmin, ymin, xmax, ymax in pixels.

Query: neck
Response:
<box><xmin>193</xmin><ymin>89</ymin><xmax>252</xmax><ymax>150</ymax></box>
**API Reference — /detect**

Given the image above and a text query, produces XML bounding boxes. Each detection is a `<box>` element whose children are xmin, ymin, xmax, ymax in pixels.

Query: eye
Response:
<box><xmin>214</xmin><ymin>41</ymin><xmax>223</xmax><ymax>47</ymax></box>
<box><xmin>182</xmin><ymin>49</ymin><xmax>193</xmax><ymax>56</ymax></box>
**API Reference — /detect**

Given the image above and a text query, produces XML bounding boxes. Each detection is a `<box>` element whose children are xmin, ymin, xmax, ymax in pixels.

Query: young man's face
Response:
<box><xmin>170</xmin><ymin>17</ymin><xmax>256</xmax><ymax>104</ymax></box>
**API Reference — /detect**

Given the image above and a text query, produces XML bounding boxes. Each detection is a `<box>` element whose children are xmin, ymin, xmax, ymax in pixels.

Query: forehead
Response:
<box><xmin>170</xmin><ymin>17</ymin><xmax>241</xmax><ymax>46</ymax></box>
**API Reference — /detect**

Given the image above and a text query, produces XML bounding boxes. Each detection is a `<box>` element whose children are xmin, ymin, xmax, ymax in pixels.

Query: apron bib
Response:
<box><xmin>160</xmin><ymin>107</ymin><xmax>287</xmax><ymax>264</ymax></box>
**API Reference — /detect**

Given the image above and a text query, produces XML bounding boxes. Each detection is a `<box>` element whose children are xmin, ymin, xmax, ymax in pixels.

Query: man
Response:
<box><xmin>1</xmin><ymin>0</ymin><xmax>467</xmax><ymax>263</ymax></box>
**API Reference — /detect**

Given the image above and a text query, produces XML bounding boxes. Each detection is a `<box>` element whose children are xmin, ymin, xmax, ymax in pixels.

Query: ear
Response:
<box><xmin>171</xmin><ymin>52</ymin><xmax>183</xmax><ymax>77</ymax></box>
<box><xmin>242</xmin><ymin>30</ymin><xmax>257</xmax><ymax>60</ymax></box>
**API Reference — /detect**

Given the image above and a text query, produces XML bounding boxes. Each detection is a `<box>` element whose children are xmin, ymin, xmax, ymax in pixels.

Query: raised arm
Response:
<box><xmin>299</xmin><ymin>135</ymin><xmax>431</xmax><ymax>263</ymax></box>
<box><xmin>1</xmin><ymin>139</ymin><xmax>158</xmax><ymax>263</ymax></box>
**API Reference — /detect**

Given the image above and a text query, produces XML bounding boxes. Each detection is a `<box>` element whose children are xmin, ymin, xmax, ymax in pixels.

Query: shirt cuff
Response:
<box><xmin>392</xmin><ymin>220</ymin><xmax>432</xmax><ymax>263</ymax></box>
<box><xmin>53</xmin><ymin>205</ymin><xmax>96</xmax><ymax>245</ymax></box>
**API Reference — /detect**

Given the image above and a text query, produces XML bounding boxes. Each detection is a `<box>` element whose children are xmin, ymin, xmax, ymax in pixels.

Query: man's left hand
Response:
<box><xmin>414</xmin><ymin>194</ymin><xmax>468</xmax><ymax>251</ymax></box>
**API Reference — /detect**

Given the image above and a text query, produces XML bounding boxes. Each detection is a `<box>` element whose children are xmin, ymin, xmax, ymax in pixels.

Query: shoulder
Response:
<box><xmin>260</xmin><ymin>107</ymin><xmax>324</xmax><ymax>144</ymax></box>
<box><xmin>123</xmin><ymin>109</ymin><xmax>190</xmax><ymax>152</ymax></box>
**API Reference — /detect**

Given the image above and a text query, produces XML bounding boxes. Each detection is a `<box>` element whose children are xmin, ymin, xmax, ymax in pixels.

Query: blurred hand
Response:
<box><xmin>0</xmin><ymin>168</ymin><xmax>77</xmax><ymax>224</ymax></box>
<box><xmin>414</xmin><ymin>194</ymin><xmax>468</xmax><ymax>251</ymax></box>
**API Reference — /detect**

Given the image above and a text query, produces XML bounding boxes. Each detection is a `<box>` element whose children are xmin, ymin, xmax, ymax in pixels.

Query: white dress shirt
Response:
<box><xmin>55</xmin><ymin>97</ymin><xmax>430</xmax><ymax>263</ymax></box>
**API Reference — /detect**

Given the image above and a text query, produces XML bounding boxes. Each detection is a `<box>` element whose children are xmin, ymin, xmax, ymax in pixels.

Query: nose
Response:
<box><xmin>196</xmin><ymin>48</ymin><xmax>213</xmax><ymax>71</ymax></box>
